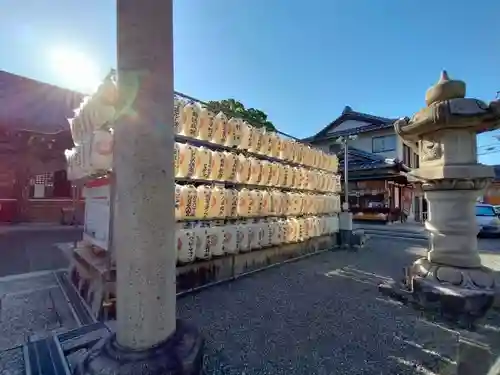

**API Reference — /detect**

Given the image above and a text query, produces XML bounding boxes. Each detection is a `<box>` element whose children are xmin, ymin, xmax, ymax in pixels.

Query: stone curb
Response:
<box><xmin>354</xmin><ymin>225</ymin><xmax>426</xmax><ymax>234</ymax></box>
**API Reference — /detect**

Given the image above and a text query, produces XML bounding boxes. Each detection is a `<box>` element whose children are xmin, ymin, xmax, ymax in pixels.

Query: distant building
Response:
<box><xmin>0</xmin><ymin>71</ymin><xmax>84</xmax><ymax>223</ymax></box>
<box><xmin>483</xmin><ymin>165</ymin><xmax>500</xmax><ymax>205</ymax></box>
<box><xmin>305</xmin><ymin>106</ymin><xmax>426</xmax><ymax>223</ymax></box>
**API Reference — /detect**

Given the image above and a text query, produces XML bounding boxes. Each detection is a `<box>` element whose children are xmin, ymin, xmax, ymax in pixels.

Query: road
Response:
<box><xmin>357</xmin><ymin>224</ymin><xmax>500</xmax><ymax>273</ymax></box>
<box><xmin>0</xmin><ymin>227</ymin><xmax>81</xmax><ymax>277</ymax></box>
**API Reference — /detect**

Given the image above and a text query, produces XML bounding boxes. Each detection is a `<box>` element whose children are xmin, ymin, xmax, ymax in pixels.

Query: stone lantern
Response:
<box><xmin>384</xmin><ymin>71</ymin><xmax>500</xmax><ymax>323</ymax></box>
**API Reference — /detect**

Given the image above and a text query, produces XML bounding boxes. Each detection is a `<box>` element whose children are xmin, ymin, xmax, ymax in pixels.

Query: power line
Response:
<box><xmin>478</xmin><ymin>143</ymin><xmax>500</xmax><ymax>149</ymax></box>
<box><xmin>478</xmin><ymin>148</ymin><xmax>500</xmax><ymax>156</ymax></box>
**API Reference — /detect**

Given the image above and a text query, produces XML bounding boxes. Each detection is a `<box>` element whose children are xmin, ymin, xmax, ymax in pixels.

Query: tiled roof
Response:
<box><xmin>336</xmin><ymin>146</ymin><xmax>407</xmax><ymax>173</ymax></box>
<box><xmin>493</xmin><ymin>165</ymin><xmax>500</xmax><ymax>181</ymax></box>
<box><xmin>305</xmin><ymin>106</ymin><xmax>396</xmax><ymax>142</ymax></box>
<box><xmin>0</xmin><ymin>71</ymin><xmax>84</xmax><ymax>134</ymax></box>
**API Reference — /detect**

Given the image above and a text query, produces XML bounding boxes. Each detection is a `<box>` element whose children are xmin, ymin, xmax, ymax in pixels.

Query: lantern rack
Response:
<box><xmin>175</xmin><ymin>135</ymin><xmax>336</xmax><ymax>175</ymax></box>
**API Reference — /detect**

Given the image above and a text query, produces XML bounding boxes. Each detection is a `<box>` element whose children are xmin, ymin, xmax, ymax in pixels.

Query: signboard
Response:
<box><xmin>356</xmin><ymin>180</ymin><xmax>385</xmax><ymax>190</ymax></box>
<box><xmin>83</xmin><ymin>177</ymin><xmax>111</xmax><ymax>250</ymax></box>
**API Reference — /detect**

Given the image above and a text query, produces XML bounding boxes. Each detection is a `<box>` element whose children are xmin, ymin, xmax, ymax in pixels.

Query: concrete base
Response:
<box><xmin>339</xmin><ymin>229</ymin><xmax>367</xmax><ymax>250</ymax></box>
<box><xmin>379</xmin><ymin>257</ymin><xmax>496</xmax><ymax>327</ymax></box>
<box><xmin>351</xmin><ymin>229</ymin><xmax>366</xmax><ymax>249</ymax></box>
<box><xmin>74</xmin><ymin>320</ymin><xmax>204</xmax><ymax>375</ymax></box>
<box><xmin>339</xmin><ymin>229</ymin><xmax>351</xmax><ymax>248</ymax></box>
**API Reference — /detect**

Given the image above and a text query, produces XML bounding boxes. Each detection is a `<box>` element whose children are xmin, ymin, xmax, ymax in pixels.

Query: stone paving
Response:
<box><xmin>354</xmin><ymin>221</ymin><xmax>427</xmax><ymax>233</ymax></box>
<box><xmin>0</xmin><ymin>227</ymin><xmax>81</xmax><ymax>277</ymax></box>
<box><xmin>0</xmin><ymin>230</ymin><xmax>499</xmax><ymax>374</ymax></box>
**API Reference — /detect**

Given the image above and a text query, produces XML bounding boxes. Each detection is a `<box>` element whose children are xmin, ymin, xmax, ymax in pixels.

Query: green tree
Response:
<box><xmin>206</xmin><ymin>99</ymin><xmax>276</xmax><ymax>131</ymax></box>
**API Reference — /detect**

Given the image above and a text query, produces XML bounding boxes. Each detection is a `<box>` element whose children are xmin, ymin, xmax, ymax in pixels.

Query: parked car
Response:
<box><xmin>494</xmin><ymin>205</ymin><xmax>500</xmax><ymax>215</ymax></box>
<box><xmin>476</xmin><ymin>204</ymin><xmax>500</xmax><ymax>236</ymax></box>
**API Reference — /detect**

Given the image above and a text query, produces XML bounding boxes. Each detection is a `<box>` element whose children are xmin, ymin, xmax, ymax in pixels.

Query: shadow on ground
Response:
<box><xmin>178</xmin><ymin>238</ymin><xmax>472</xmax><ymax>375</ymax></box>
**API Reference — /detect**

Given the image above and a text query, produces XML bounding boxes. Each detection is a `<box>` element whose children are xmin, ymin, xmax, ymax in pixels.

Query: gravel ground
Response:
<box><xmin>178</xmin><ymin>238</ymin><xmax>462</xmax><ymax>375</ymax></box>
<box><xmin>0</xmin><ymin>230</ymin><xmax>499</xmax><ymax>374</ymax></box>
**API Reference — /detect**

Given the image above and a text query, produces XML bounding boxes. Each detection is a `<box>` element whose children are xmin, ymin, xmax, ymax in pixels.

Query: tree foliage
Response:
<box><xmin>206</xmin><ymin>99</ymin><xmax>276</xmax><ymax>131</ymax></box>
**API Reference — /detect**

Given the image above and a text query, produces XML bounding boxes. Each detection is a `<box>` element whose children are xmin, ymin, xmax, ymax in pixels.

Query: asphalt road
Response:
<box><xmin>0</xmin><ymin>228</ymin><xmax>81</xmax><ymax>277</ymax></box>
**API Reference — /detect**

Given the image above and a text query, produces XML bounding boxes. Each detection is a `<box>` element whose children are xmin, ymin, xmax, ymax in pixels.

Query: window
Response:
<box><xmin>403</xmin><ymin>144</ymin><xmax>420</xmax><ymax>168</ymax></box>
<box><xmin>372</xmin><ymin>135</ymin><xmax>396</xmax><ymax>153</ymax></box>
<box><xmin>414</xmin><ymin>151</ymin><xmax>420</xmax><ymax>168</ymax></box>
<box><xmin>475</xmin><ymin>205</ymin><xmax>496</xmax><ymax>217</ymax></box>
<box><xmin>403</xmin><ymin>144</ymin><xmax>411</xmax><ymax>165</ymax></box>
<box><xmin>328</xmin><ymin>144</ymin><xmax>341</xmax><ymax>153</ymax></box>
<box><xmin>29</xmin><ymin>170</ymin><xmax>72</xmax><ymax>199</ymax></box>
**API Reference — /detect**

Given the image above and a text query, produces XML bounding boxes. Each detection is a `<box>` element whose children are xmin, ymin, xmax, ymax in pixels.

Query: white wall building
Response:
<box><xmin>305</xmin><ymin>106</ymin><xmax>426</xmax><ymax>222</ymax></box>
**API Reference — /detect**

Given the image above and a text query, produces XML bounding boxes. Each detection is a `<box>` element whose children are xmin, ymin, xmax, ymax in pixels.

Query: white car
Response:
<box><xmin>476</xmin><ymin>204</ymin><xmax>500</xmax><ymax>236</ymax></box>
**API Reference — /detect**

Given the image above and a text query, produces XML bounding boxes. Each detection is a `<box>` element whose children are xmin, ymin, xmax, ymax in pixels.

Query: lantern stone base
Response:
<box><xmin>73</xmin><ymin>319</ymin><xmax>204</xmax><ymax>375</ymax></box>
<box><xmin>380</xmin><ymin>258</ymin><xmax>496</xmax><ymax>327</ymax></box>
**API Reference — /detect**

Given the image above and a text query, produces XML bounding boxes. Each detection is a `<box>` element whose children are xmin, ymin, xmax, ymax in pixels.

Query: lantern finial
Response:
<box><xmin>425</xmin><ymin>70</ymin><xmax>466</xmax><ymax>106</ymax></box>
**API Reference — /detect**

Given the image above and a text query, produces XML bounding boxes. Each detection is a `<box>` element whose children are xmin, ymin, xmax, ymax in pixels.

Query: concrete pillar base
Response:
<box><xmin>339</xmin><ymin>229</ymin><xmax>352</xmax><ymax>248</ymax></box>
<box><xmin>338</xmin><ymin>230</ymin><xmax>367</xmax><ymax>250</ymax></box>
<box><xmin>380</xmin><ymin>257</ymin><xmax>495</xmax><ymax>327</ymax></box>
<box><xmin>74</xmin><ymin>319</ymin><xmax>204</xmax><ymax>375</ymax></box>
<box><xmin>339</xmin><ymin>212</ymin><xmax>353</xmax><ymax>249</ymax></box>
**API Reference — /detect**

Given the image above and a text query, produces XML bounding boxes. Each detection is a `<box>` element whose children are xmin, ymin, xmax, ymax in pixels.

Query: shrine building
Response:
<box><xmin>0</xmin><ymin>70</ymin><xmax>84</xmax><ymax>223</ymax></box>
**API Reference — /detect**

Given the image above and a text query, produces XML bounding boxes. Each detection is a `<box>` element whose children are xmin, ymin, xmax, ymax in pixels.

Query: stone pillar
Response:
<box><xmin>425</xmin><ymin>188</ymin><xmax>481</xmax><ymax>268</ymax></box>
<box><xmin>75</xmin><ymin>0</ymin><xmax>204</xmax><ymax>373</ymax></box>
<box><xmin>386</xmin><ymin>71</ymin><xmax>500</xmax><ymax>323</ymax></box>
<box><xmin>339</xmin><ymin>202</ymin><xmax>353</xmax><ymax>248</ymax></box>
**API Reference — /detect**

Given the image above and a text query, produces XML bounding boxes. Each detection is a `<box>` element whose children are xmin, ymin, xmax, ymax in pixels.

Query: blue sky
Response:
<box><xmin>2</xmin><ymin>0</ymin><xmax>500</xmax><ymax>164</ymax></box>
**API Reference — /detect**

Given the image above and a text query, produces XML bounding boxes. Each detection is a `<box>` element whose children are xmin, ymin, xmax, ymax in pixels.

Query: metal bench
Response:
<box><xmin>23</xmin><ymin>322</ymin><xmax>110</xmax><ymax>375</ymax></box>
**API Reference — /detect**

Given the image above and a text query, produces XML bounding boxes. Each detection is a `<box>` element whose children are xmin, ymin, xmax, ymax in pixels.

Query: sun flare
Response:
<box><xmin>49</xmin><ymin>47</ymin><xmax>101</xmax><ymax>93</ymax></box>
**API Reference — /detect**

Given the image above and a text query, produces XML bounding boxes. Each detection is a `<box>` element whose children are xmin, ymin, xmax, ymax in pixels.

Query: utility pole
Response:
<box><xmin>336</xmin><ymin>135</ymin><xmax>357</xmax><ymax>211</ymax></box>
<box><xmin>336</xmin><ymin>135</ymin><xmax>357</xmax><ymax>248</ymax></box>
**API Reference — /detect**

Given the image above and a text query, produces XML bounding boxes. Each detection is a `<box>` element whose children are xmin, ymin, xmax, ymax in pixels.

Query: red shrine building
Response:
<box><xmin>0</xmin><ymin>70</ymin><xmax>84</xmax><ymax>223</ymax></box>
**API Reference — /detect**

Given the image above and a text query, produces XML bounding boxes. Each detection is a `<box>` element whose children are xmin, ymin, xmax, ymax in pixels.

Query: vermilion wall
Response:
<box><xmin>25</xmin><ymin>199</ymin><xmax>85</xmax><ymax>224</ymax></box>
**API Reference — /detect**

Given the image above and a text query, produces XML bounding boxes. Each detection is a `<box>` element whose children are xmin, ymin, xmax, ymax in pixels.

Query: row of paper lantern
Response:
<box><xmin>67</xmin><ymin>91</ymin><xmax>338</xmax><ymax>175</ymax></box>
<box><xmin>68</xmin><ymin>78</ymin><xmax>117</xmax><ymax>146</ymax></box>
<box><xmin>176</xmin><ymin>215</ymin><xmax>339</xmax><ymax>264</ymax></box>
<box><xmin>174</xmin><ymin>98</ymin><xmax>337</xmax><ymax>172</ymax></box>
<box><xmin>175</xmin><ymin>184</ymin><xmax>341</xmax><ymax>220</ymax></box>
<box><xmin>66</xmin><ymin>130</ymin><xmax>113</xmax><ymax>181</ymax></box>
<box><xmin>64</xmin><ymin>131</ymin><xmax>342</xmax><ymax>198</ymax></box>
<box><xmin>175</xmin><ymin>143</ymin><xmax>341</xmax><ymax>193</ymax></box>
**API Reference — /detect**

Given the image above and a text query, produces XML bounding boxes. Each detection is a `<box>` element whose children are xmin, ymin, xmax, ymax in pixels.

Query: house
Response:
<box><xmin>483</xmin><ymin>165</ymin><xmax>500</xmax><ymax>205</ymax></box>
<box><xmin>305</xmin><ymin>106</ymin><xmax>425</xmax><ymax>222</ymax></box>
<box><xmin>0</xmin><ymin>70</ymin><xmax>85</xmax><ymax>223</ymax></box>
